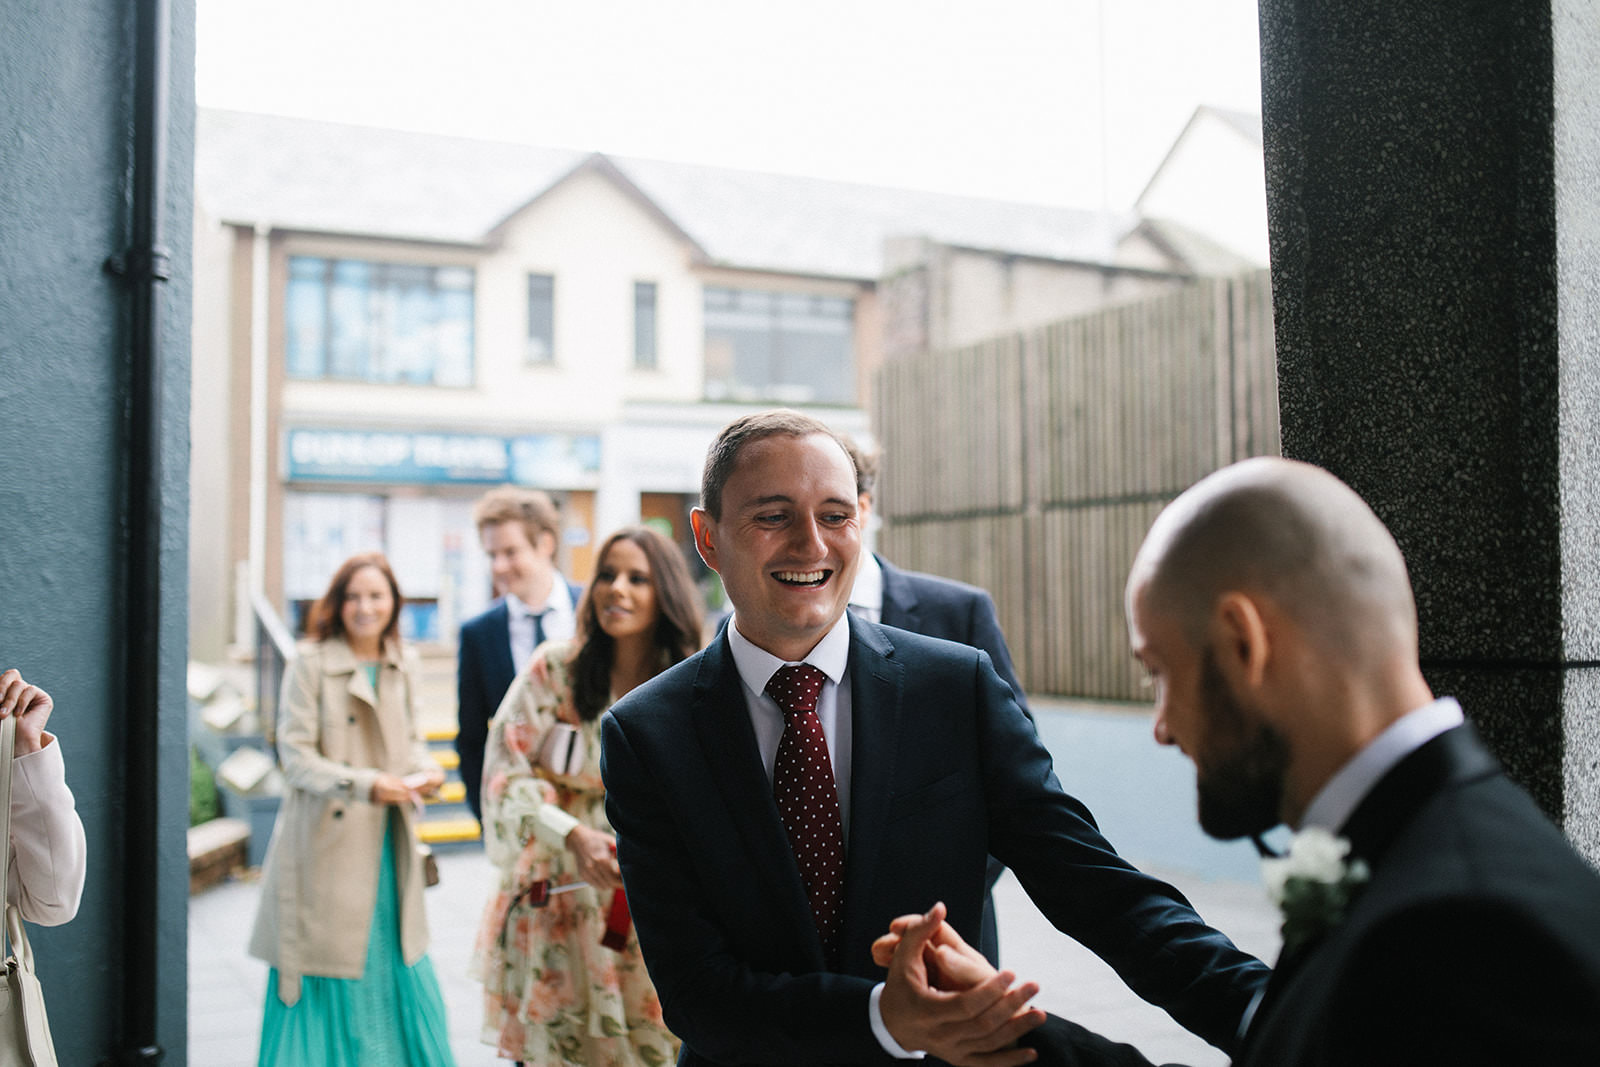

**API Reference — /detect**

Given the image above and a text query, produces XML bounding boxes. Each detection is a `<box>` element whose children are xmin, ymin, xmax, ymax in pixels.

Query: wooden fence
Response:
<box><xmin>874</xmin><ymin>270</ymin><xmax>1279</xmax><ymax>701</ymax></box>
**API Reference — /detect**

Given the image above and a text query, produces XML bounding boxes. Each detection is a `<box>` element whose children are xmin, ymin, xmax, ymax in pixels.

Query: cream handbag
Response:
<box><xmin>0</xmin><ymin>715</ymin><xmax>59</xmax><ymax>1067</ymax></box>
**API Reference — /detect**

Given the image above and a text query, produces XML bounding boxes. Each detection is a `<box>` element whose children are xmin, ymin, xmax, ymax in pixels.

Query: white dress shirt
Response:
<box><xmin>848</xmin><ymin>552</ymin><xmax>884</xmax><ymax>624</ymax></box>
<box><xmin>506</xmin><ymin>579</ymin><xmax>576</xmax><ymax>675</ymax></box>
<box><xmin>726</xmin><ymin>613</ymin><xmax>854</xmax><ymax>833</ymax></box>
<box><xmin>1299</xmin><ymin>696</ymin><xmax>1466</xmax><ymax>833</ymax></box>
<box><xmin>725</xmin><ymin>612</ymin><xmax>921</xmax><ymax>1059</ymax></box>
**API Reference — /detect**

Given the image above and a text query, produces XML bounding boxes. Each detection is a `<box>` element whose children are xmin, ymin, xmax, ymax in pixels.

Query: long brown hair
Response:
<box><xmin>307</xmin><ymin>551</ymin><xmax>404</xmax><ymax>646</ymax></box>
<box><xmin>570</xmin><ymin>527</ymin><xmax>703</xmax><ymax>721</ymax></box>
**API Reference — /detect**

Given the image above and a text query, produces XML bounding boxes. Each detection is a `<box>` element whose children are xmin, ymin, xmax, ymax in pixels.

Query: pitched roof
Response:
<box><xmin>1134</xmin><ymin>104</ymin><xmax>1264</xmax><ymax>211</ymax></box>
<box><xmin>1121</xmin><ymin>216</ymin><xmax>1260</xmax><ymax>276</ymax></box>
<box><xmin>196</xmin><ymin>109</ymin><xmax>1130</xmax><ymax>280</ymax></box>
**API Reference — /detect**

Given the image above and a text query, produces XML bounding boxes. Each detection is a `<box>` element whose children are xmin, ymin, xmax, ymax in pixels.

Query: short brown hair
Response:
<box><xmin>308</xmin><ymin>552</ymin><xmax>403</xmax><ymax>645</ymax></box>
<box><xmin>700</xmin><ymin>410</ymin><xmax>855</xmax><ymax>520</ymax></box>
<box><xmin>472</xmin><ymin>486</ymin><xmax>560</xmax><ymax>557</ymax></box>
<box><xmin>840</xmin><ymin>434</ymin><xmax>879</xmax><ymax>500</ymax></box>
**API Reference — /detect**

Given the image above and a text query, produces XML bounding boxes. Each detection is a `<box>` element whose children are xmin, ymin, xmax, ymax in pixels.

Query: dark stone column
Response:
<box><xmin>1259</xmin><ymin>0</ymin><xmax>1600</xmax><ymax>855</ymax></box>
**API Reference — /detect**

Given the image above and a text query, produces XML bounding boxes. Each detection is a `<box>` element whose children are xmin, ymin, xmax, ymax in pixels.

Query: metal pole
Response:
<box><xmin>119</xmin><ymin>0</ymin><xmax>171</xmax><ymax>1058</ymax></box>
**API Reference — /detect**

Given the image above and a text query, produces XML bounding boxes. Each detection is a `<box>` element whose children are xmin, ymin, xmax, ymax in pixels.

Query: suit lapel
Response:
<box><xmin>840</xmin><ymin>617</ymin><xmax>902</xmax><ymax>970</ymax></box>
<box><xmin>876</xmin><ymin>555</ymin><xmax>921</xmax><ymax>631</ymax></box>
<box><xmin>690</xmin><ymin>633</ymin><xmax>822</xmax><ymax>964</ymax></box>
<box><xmin>489</xmin><ymin>600</ymin><xmax>516</xmax><ymax>693</ymax></box>
<box><xmin>1245</xmin><ymin>724</ymin><xmax>1502</xmax><ymax>1055</ymax></box>
<box><xmin>1339</xmin><ymin>723</ymin><xmax>1498</xmax><ymax>867</ymax></box>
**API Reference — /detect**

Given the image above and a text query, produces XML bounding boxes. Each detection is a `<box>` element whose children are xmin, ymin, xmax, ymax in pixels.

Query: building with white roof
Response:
<box><xmin>189</xmin><ymin>108</ymin><xmax>1218</xmax><ymax>654</ymax></box>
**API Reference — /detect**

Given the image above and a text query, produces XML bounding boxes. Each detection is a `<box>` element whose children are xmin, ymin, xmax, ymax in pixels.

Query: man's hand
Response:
<box><xmin>879</xmin><ymin>902</ymin><xmax>1046</xmax><ymax>1066</ymax></box>
<box><xmin>873</xmin><ymin>907</ymin><xmax>996</xmax><ymax>986</ymax></box>
<box><xmin>0</xmin><ymin>669</ymin><xmax>52</xmax><ymax>755</ymax></box>
<box><xmin>566</xmin><ymin>823</ymin><xmax>623</xmax><ymax>890</ymax></box>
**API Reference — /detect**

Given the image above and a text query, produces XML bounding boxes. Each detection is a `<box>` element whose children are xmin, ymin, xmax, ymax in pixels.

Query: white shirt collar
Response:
<box><xmin>1299</xmin><ymin>696</ymin><xmax>1465</xmax><ymax>833</ymax></box>
<box><xmin>727</xmin><ymin>610</ymin><xmax>852</xmax><ymax>693</ymax></box>
<box><xmin>506</xmin><ymin>578</ymin><xmax>574</xmax><ymax>619</ymax></box>
<box><xmin>505</xmin><ymin>592</ymin><xmax>537</xmax><ymax>620</ymax></box>
<box><xmin>849</xmin><ymin>552</ymin><xmax>884</xmax><ymax>615</ymax></box>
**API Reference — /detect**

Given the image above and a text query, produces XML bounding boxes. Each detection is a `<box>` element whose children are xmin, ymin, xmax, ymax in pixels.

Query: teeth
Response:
<box><xmin>775</xmin><ymin>570</ymin><xmax>826</xmax><ymax>584</ymax></box>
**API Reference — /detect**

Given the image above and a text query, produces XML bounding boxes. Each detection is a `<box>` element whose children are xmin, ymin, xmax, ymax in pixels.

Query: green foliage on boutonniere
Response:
<box><xmin>1262</xmin><ymin>827</ymin><xmax>1370</xmax><ymax>955</ymax></box>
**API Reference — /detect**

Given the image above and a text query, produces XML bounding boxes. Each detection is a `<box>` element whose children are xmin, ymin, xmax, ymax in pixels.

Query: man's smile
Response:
<box><xmin>773</xmin><ymin>569</ymin><xmax>831</xmax><ymax>587</ymax></box>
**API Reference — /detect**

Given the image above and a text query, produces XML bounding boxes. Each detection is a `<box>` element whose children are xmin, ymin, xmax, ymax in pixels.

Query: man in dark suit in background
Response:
<box><xmin>601</xmin><ymin>410</ymin><xmax>1267</xmax><ymax>1066</ymax></box>
<box><xmin>455</xmin><ymin>486</ymin><xmax>583</xmax><ymax>824</ymax></box>
<box><xmin>844</xmin><ymin>434</ymin><xmax>1024</xmax><ymax>966</ymax></box>
<box><xmin>881</xmin><ymin>456</ymin><xmax>1600</xmax><ymax>1066</ymax></box>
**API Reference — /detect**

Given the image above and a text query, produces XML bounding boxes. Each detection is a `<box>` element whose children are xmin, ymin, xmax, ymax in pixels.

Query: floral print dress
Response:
<box><xmin>471</xmin><ymin>641</ymin><xmax>678</xmax><ymax>1066</ymax></box>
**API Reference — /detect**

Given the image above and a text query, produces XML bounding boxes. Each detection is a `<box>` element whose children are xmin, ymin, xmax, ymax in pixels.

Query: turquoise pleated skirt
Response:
<box><xmin>258</xmin><ymin>816</ymin><xmax>457</xmax><ymax>1067</ymax></box>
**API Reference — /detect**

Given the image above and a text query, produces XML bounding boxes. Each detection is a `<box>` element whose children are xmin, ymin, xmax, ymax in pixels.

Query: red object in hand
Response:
<box><xmin>602</xmin><ymin>887</ymin><xmax>631</xmax><ymax>951</ymax></box>
<box><xmin>600</xmin><ymin>840</ymin><xmax>630</xmax><ymax>951</ymax></box>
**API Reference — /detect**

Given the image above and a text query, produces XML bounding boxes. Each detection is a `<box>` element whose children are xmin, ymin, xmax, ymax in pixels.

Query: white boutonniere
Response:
<box><xmin>1261</xmin><ymin>827</ymin><xmax>1370</xmax><ymax>954</ymax></box>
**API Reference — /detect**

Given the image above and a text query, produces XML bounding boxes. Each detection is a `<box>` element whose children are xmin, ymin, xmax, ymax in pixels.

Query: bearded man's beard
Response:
<box><xmin>1194</xmin><ymin>647</ymin><xmax>1289</xmax><ymax>840</ymax></box>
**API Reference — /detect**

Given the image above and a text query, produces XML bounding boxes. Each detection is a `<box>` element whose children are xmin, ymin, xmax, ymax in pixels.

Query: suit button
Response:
<box><xmin>348</xmin><ymin>715</ymin><xmax>356</xmax><ymax>724</ymax></box>
<box><xmin>333</xmin><ymin>809</ymin><xmax>344</xmax><ymax>819</ymax></box>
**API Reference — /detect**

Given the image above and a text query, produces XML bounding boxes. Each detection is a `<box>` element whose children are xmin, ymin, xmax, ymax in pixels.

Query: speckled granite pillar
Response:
<box><xmin>1260</xmin><ymin>0</ymin><xmax>1600</xmax><ymax>857</ymax></box>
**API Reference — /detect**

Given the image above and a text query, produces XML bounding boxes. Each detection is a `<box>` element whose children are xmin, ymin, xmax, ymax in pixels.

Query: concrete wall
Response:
<box><xmin>0</xmin><ymin>0</ymin><xmax>194</xmax><ymax>1060</ymax></box>
<box><xmin>1261</xmin><ymin>0</ymin><xmax>1598</xmax><ymax>849</ymax></box>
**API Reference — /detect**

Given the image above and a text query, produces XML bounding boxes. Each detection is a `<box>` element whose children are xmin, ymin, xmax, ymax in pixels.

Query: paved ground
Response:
<box><xmin>189</xmin><ymin>699</ymin><xmax>1281</xmax><ymax>1065</ymax></box>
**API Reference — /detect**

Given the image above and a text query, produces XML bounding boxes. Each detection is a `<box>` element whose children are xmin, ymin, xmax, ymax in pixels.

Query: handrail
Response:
<box><xmin>252</xmin><ymin>592</ymin><xmax>296</xmax><ymax>748</ymax></box>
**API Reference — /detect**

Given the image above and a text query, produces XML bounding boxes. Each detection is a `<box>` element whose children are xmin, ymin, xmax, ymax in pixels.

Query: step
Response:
<box><xmin>418</xmin><ymin>816</ymin><xmax>482</xmax><ymax>845</ymax></box>
<box><xmin>188</xmin><ymin>817</ymin><xmax>250</xmax><ymax>894</ymax></box>
<box><xmin>431</xmin><ymin>749</ymin><xmax>460</xmax><ymax>771</ymax></box>
<box><xmin>424</xmin><ymin>726</ymin><xmax>458</xmax><ymax>744</ymax></box>
<box><xmin>432</xmin><ymin>780</ymin><xmax>466</xmax><ymax>806</ymax></box>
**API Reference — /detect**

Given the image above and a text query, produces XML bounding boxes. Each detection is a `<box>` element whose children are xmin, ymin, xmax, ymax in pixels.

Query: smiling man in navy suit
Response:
<box><xmin>881</xmin><ymin>457</ymin><xmax>1600</xmax><ymax>1066</ymax></box>
<box><xmin>600</xmin><ymin>410</ymin><xmax>1266</xmax><ymax>1066</ymax></box>
<box><xmin>456</xmin><ymin>486</ymin><xmax>583</xmax><ymax>824</ymax></box>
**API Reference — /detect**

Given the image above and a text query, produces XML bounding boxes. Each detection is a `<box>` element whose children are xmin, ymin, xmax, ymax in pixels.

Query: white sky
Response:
<box><xmin>194</xmin><ymin>0</ymin><xmax>1262</xmax><ymax>211</ymax></box>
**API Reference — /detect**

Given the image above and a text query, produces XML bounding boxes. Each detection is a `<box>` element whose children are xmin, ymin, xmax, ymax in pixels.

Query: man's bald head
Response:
<box><xmin>1129</xmin><ymin>457</ymin><xmax>1418</xmax><ymax>668</ymax></box>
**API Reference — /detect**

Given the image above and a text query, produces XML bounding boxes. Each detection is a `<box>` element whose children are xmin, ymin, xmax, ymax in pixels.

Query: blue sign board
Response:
<box><xmin>286</xmin><ymin>428</ymin><xmax>601</xmax><ymax>487</ymax></box>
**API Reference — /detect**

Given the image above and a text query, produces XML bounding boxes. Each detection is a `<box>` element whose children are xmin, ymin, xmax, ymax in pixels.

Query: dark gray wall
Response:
<box><xmin>0</xmin><ymin>0</ymin><xmax>193</xmax><ymax>1061</ymax></box>
<box><xmin>1260</xmin><ymin>0</ymin><xmax>1598</xmax><ymax>846</ymax></box>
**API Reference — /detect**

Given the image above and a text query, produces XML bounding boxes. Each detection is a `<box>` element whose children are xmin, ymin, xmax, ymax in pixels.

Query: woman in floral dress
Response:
<box><xmin>473</xmin><ymin>526</ymin><xmax>703</xmax><ymax>1065</ymax></box>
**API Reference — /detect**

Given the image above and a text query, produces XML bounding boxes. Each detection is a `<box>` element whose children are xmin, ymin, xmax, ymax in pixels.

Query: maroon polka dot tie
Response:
<box><xmin>767</xmin><ymin>663</ymin><xmax>845</xmax><ymax>965</ymax></box>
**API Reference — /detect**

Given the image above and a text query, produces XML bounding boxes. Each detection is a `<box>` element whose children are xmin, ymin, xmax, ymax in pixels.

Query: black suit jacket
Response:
<box><xmin>1027</xmin><ymin>722</ymin><xmax>1600</xmax><ymax>1067</ymax></box>
<box><xmin>875</xmin><ymin>554</ymin><xmax>1026</xmax><ymax>712</ymax></box>
<box><xmin>601</xmin><ymin>617</ymin><xmax>1267</xmax><ymax>1067</ymax></box>
<box><xmin>455</xmin><ymin>582</ymin><xmax>582</xmax><ymax>822</ymax></box>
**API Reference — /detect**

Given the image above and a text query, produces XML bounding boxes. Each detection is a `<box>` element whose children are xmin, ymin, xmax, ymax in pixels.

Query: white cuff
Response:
<box><xmin>869</xmin><ymin>982</ymin><xmax>927</xmax><ymax>1060</ymax></box>
<box><xmin>531</xmin><ymin>802</ymin><xmax>581</xmax><ymax>850</ymax></box>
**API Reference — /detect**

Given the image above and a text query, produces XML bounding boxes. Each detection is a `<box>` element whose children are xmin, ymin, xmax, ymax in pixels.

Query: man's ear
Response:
<box><xmin>536</xmin><ymin>530</ymin><xmax>559</xmax><ymax>560</ymax></box>
<box><xmin>1211</xmin><ymin>592</ymin><xmax>1270</xmax><ymax>689</ymax></box>
<box><xmin>690</xmin><ymin>508</ymin><xmax>719</xmax><ymax>572</ymax></box>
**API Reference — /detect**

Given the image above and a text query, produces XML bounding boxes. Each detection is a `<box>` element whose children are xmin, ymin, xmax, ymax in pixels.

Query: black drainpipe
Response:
<box><xmin>104</xmin><ymin>0</ymin><xmax>171</xmax><ymax>1060</ymax></box>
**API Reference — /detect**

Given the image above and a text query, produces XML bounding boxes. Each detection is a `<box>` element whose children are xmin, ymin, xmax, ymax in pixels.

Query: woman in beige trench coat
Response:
<box><xmin>249</xmin><ymin>552</ymin><xmax>456</xmax><ymax>1066</ymax></box>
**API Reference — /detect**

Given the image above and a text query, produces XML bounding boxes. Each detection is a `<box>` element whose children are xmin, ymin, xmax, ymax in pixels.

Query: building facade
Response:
<box><xmin>190</xmin><ymin>109</ymin><xmax>1193</xmax><ymax>658</ymax></box>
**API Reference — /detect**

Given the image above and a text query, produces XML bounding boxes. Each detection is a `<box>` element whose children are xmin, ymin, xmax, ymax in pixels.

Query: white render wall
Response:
<box><xmin>280</xmin><ymin>170</ymin><xmax>708</xmax><ymax>430</ymax></box>
<box><xmin>1136</xmin><ymin>113</ymin><xmax>1270</xmax><ymax>266</ymax></box>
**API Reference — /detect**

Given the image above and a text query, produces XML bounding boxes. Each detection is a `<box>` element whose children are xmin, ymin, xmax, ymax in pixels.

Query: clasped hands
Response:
<box><xmin>877</xmin><ymin>901</ymin><xmax>1045</xmax><ymax>1066</ymax></box>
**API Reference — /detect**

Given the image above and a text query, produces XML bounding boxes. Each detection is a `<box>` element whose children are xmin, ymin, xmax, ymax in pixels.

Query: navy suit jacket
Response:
<box><xmin>1025</xmin><ymin>723</ymin><xmax>1600</xmax><ymax>1066</ymax></box>
<box><xmin>875</xmin><ymin>554</ymin><xmax>1026</xmax><ymax>712</ymax></box>
<box><xmin>601</xmin><ymin>616</ymin><xmax>1267</xmax><ymax>1067</ymax></box>
<box><xmin>455</xmin><ymin>581</ymin><xmax>582</xmax><ymax>822</ymax></box>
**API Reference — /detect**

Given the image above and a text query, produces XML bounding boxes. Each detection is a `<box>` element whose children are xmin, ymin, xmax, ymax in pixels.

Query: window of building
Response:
<box><xmin>285</xmin><ymin>256</ymin><xmax>474</xmax><ymax>386</ymax></box>
<box><xmin>634</xmin><ymin>281</ymin><xmax>658</xmax><ymax>369</ymax></box>
<box><xmin>526</xmin><ymin>273</ymin><xmax>555</xmax><ymax>364</ymax></box>
<box><xmin>702</xmin><ymin>286</ymin><xmax>855</xmax><ymax>404</ymax></box>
